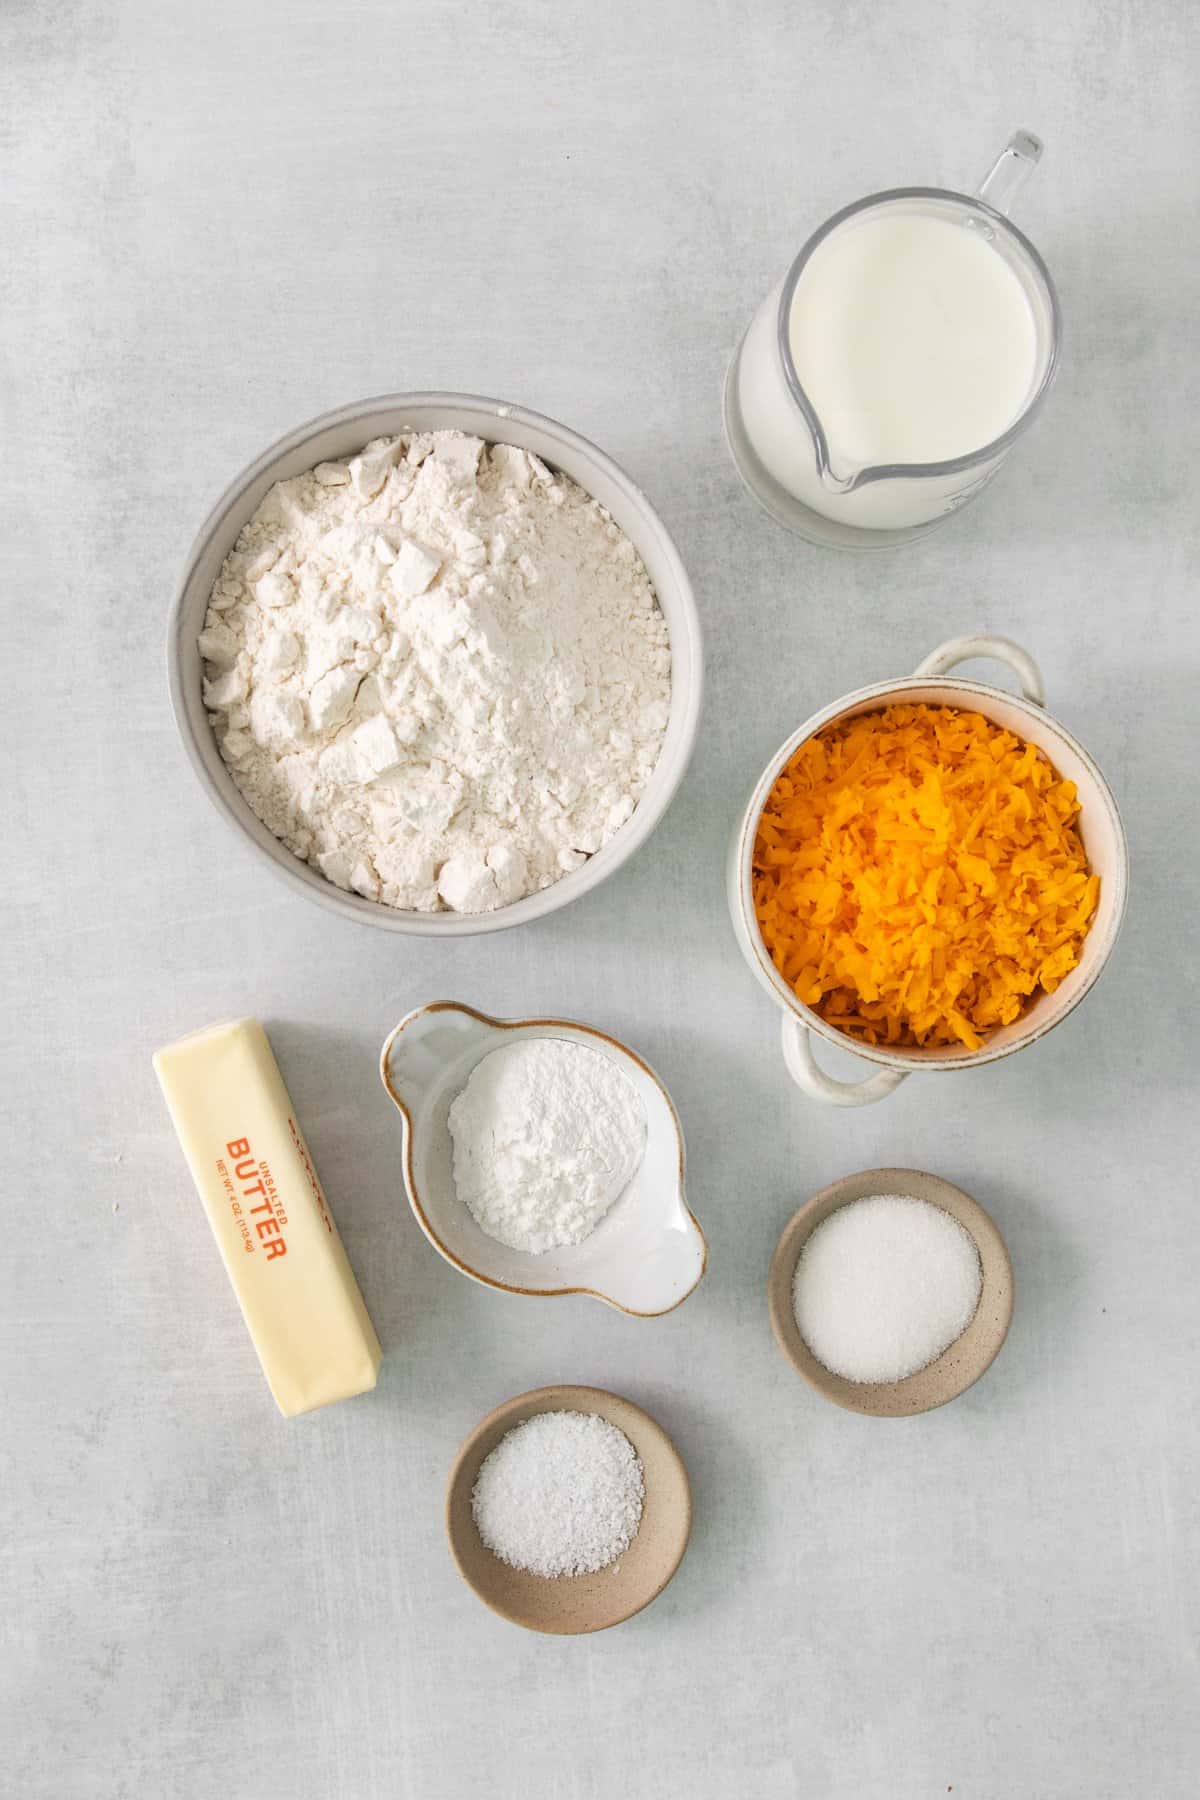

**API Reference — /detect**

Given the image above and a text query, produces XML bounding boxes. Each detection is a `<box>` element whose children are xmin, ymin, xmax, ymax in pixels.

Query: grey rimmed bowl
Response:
<box><xmin>168</xmin><ymin>392</ymin><xmax>704</xmax><ymax>935</ymax></box>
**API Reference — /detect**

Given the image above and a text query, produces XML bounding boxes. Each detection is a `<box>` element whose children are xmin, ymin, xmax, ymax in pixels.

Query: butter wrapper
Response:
<box><xmin>154</xmin><ymin>1018</ymin><xmax>382</xmax><ymax>1416</ymax></box>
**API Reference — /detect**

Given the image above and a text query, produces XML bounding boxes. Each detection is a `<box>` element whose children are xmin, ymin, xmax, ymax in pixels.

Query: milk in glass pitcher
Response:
<box><xmin>724</xmin><ymin>133</ymin><xmax>1060</xmax><ymax>547</ymax></box>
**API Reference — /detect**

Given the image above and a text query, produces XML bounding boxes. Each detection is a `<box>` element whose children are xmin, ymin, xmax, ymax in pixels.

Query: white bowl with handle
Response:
<box><xmin>379</xmin><ymin>1001</ymin><xmax>707</xmax><ymax>1314</ymax></box>
<box><xmin>168</xmin><ymin>392</ymin><xmax>703</xmax><ymax>935</ymax></box>
<box><xmin>728</xmin><ymin>635</ymin><xmax>1129</xmax><ymax>1105</ymax></box>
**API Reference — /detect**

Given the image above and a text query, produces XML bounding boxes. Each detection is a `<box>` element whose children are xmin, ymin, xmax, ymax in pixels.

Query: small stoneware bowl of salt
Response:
<box><xmin>767</xmin><ymin>1167</ymin><xmax>1013</xmax><ymax>1416</ymax></box>
<box><xmin>445</xmin><ymin>1384</ymin><xmax>692</xmax><ymax>1633</ymax></box>
<box><xmin>379</xmin><ymin>1001</ymin><xmax>706</xmax><ymax>1315</ymax></box>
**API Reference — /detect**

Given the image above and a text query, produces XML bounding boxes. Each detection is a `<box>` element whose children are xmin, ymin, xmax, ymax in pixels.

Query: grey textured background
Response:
<box><xmin>3</xmin><ymin>2</ymin><xmax>1198</xmax><ymax>1796</ymax></box>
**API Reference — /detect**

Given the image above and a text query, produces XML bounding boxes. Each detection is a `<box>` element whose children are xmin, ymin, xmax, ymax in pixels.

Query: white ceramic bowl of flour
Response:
<box><xmin>169</xmin><ymin>393</ymin><xmax>703</xmax><ymax>935</ymax></box>
<box><xmin>380</xmin><ymin>1001</ymin><xmax>707</xmax><ymax>1315</ymax></box>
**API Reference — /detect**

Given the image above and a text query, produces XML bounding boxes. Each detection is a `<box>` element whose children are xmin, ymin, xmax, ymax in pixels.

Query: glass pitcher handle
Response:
<box><xmin>976</xmin><ymin>129</ymin><xmax>1043</xmax><ymax>216</ymax></box>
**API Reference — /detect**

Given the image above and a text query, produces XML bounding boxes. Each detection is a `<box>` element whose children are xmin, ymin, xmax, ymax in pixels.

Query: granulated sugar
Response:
<box><xmin>471</xmin><ymin>1411</ymin><xmax>644</xmax><ymax>1578</ymax></box>
<box><xmin>792</xmin><ymin>1194</ymin><xmax>983</xmax><ymax>1384</ymax></box>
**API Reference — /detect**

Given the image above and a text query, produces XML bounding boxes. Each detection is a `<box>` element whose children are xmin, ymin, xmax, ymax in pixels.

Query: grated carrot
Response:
<box><xmin>752</xmin><ymin>704</ymin><xmax>1099</xmax><ymax>1051</ymax></box>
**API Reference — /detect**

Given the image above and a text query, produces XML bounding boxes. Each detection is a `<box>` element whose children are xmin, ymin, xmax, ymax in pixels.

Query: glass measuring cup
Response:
<box><xmin>723</xmin><ymin>132</ymin><xmax>1061</xmax><ymax>548</ymax></box>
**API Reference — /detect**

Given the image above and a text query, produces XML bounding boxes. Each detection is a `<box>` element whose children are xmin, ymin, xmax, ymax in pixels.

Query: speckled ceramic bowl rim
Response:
<box><xmin>167</xmin><ymin>390</ymin><xmax>704</xmax><ymax>936</ymax></box>
<box><xmin>767</xmin><ymin>1167</ymin><xmax>1015</xmax><ymax>1416</ymax></box>
<box><xmin>379</xmin><ymin>1001</ymin><xmax>708</xmax><ymax>1315</ymax></box>
<box><xmin>445</xmin><ymin>1384</ymin><xmax>692</xmax><ymax>1634</ymax></box>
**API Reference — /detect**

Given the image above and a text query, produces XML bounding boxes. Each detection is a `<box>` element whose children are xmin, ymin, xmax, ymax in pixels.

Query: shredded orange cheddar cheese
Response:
<box><xmin>753</xmin><ymin>704</ymin><xmax>1099</xmax><ymax>1050</ymax></box>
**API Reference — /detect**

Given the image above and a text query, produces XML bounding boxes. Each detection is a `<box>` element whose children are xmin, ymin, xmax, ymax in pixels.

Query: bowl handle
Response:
<box><xmin>913</xmin><ymin>634</ymin><xmax>1045</xmax><ymax>705</ymax></box>
<box><xmin>781</xmin><ymin>1019</ymin><xmax>908</xmax><ymax>1107</ymax></box>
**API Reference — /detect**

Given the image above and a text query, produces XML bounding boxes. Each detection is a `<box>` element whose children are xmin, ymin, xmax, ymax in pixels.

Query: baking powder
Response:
<box><xmin>447</xmin><ymin>1037</ymin><xmax>646</xmax><ymax>1254</ymax></box>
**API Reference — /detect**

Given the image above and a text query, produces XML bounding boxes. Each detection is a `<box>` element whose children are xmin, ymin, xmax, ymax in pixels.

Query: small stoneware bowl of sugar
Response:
<box><xmin>767</xmin><ymin>1167</ymin><xmax>1013</xmax><ymax>1416</ymax></box>
<box><xmin>379</xmin><ymin>1001</ymin><xmax>706</xmax><ymax>1315</ymax></box>
<box><xmin>445</xmin><ymin>1384</ymin><xmax>692</xmax><ymax>1634</ymax></box>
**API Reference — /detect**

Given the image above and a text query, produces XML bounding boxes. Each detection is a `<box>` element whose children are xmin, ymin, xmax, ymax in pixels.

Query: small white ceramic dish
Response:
<box><xmin>379</xmin><ymin>1002</ymin><xmax>706</xmax><ymax>1315</ymax></box>
<box><xmin>168</xmin><ymin>391</ymin><xmax>703</xmax><ymax>936</ymax></box>
<box><xmin>729</xmin><ymin>634</ymin><xmax>1129</xmax><ymax>1105</ymax></box>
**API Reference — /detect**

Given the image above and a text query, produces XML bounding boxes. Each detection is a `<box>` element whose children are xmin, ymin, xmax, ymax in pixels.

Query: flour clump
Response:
<box><xmin>448</xmin><ymin>1037</ymin><xmax>646</xmax><ymax>1254</ymax></box>
<box><xmin>201</xmin><ymin>431</ymin><xmax>671</xmax><ymax>912</ymax></box>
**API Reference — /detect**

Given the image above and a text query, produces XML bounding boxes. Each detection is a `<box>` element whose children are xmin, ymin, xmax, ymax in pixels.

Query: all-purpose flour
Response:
<box><xmin>201</xmin><ymin>431</ymin><xmax>671</xmax><ymax>912</ymax></box>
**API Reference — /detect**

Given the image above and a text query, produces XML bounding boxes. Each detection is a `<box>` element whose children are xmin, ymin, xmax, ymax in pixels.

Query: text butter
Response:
<box><xmin>154</xmin><ymin>1018</ymin><xmax>382</xmax><ymax>1416</ymax></box>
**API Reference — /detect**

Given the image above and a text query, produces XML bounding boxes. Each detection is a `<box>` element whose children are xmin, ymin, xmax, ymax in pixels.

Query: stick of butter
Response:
<box><xmin>154</xmin><ymin>1017</ymin><xmax>382</xmax><ymax>1417</ymax></box>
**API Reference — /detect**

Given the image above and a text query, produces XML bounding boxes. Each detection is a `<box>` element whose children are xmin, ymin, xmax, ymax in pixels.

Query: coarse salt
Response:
<box><xmin>472</xmin><ymin>1411</ymin><xmax>645</xmax><ymax>1578</ymax></box>
<box><xmin>792</xmin><ymin>1194</ymin><xmax>983</xmax><ymax>1384</ymax></box>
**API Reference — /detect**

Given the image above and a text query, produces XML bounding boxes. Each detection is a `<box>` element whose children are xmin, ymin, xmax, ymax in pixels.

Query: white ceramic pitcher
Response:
<box><xmin>724</xmin><ymin>133</ymin><xmax>1061</xmax><ymax>548</ymax></box>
